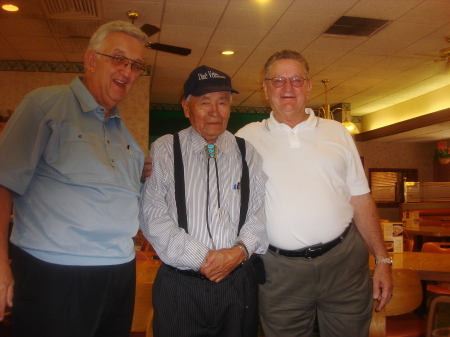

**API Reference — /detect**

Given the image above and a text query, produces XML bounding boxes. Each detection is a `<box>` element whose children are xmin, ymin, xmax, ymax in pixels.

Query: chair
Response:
<box><xmin>426</xmin><ymin>296</ymin><xmax>450</xmax><ymax>337</ymax></box>
<box><xmin>404</xmin><ymin>239</ymin><xmax>414</xmax><ymax>252</ymax></box>
<box><xmin>421</xmin><ymin>243</ymin><xmax>450</xmax><ymax>297</ymax></box>
<box><xmin>141</xmin><ymin>237</ymin><xmax>156</xmax><ymax>253</ymax></box>
<box><xmin>136</xmin><ymin>251</ymin><xmax>158</xmax><ymax>261</ymax></box>
<box><xmin>369</xmin><ymin>269</ymin><xmax>427</xmax><ymax>337</ymax></box>
<box><xmin>422</xmin><ymin>242</ymin><xmax>450</xmax><ymax>254</ymax></box>
<box><xmin>131</xmin><ymin>282</ymin><xmax>154</xmax><ymax>337</ymax></box>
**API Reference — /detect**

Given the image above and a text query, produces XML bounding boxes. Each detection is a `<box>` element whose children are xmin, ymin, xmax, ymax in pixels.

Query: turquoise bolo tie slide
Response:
<box><xmin>204</xmin><ymin>144</ymin><xmax>217</xmax><ymax>158</ymax></box>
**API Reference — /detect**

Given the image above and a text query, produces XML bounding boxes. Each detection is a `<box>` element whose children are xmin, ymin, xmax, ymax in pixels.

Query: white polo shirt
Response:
<box><xmin>236</xmin><ymin>109</ymin><xmax>369</xmax><ymax>250</ymax></box>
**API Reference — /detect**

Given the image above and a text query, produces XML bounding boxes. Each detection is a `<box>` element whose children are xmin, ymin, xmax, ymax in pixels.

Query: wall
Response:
<box><xmin>356</xmin><ymin>141</ymin><xmax>436</xmax><ymax>221</ymax></box>
<box><xmin>0</xmin><ymin>71</ymin><xmax>150</xmax><ymax>153</ymax></box>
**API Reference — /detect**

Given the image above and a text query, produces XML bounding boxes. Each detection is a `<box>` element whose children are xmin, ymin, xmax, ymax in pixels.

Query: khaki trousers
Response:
<box><xmin>259</xmin><ymin>225</ymin><xmax>373</xmax><ymax>337</ymax></box>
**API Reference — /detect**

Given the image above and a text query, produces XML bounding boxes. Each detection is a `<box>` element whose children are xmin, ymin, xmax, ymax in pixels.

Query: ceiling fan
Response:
<box><xmin>404</xmin><ymin>37</ymin><xmax>450</xmax><ymax>72</ymax></box>
<box><xmin>127</xmin><ymin>11</ymin><xmax>191</xmax><ymax>56</ymax></box>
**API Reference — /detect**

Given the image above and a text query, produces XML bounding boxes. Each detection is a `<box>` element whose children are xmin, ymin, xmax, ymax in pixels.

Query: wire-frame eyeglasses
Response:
<box><xmin>265</xmin><ymin>76</ymin><xmax>308</xmax><ymax>88</ymax></box>
<box><xmin>95</xmin><ymin>52</ymin><xmax>147</xmax><ymax>76</ymax></box>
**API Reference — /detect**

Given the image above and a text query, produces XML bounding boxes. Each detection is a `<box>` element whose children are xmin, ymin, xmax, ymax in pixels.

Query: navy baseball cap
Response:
<box><xmin>183</xmin><ymin>65</ymin><xmax>239</xmax><ymax>99</ymax></box>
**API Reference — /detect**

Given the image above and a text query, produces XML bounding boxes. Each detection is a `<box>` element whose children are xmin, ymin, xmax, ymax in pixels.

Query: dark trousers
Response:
<box><xmin>10</xmin><ymin>246</ymin><xmax>136</xmax><ymax>337</ymax></box>
<box><xmin>153</xmin><ymin>261</ymin><xmax>259</xmax><ymax>337</ymax></box>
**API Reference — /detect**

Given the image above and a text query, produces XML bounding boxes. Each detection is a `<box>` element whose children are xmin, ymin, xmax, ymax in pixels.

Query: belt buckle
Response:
<box><xmin>305</xmin><ymin>243</ymin><xmax>323</xmax><ymax>259</ymax></box>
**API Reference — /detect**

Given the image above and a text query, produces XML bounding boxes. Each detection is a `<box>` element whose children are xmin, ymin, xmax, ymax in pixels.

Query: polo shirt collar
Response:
<box><xmin>189</xmin><ymin>127</ymin><xmax>230</xmax><ymax>156</ymax></box>
<box><xmin>70</xmin><ymin>76</ymin><xmax>121</xmax><ymax>118</ymax></box>
<box><xmin>266</xmin><ymin>108</ymin><xmax>317</xmax><ymax>130</ymax></box>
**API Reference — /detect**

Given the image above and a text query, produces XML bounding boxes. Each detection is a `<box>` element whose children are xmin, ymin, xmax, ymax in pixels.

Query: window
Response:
<box><xmin>369</xmin><ymin>168</ymin><xmax>418</xmax><ymax>206</ymax></box>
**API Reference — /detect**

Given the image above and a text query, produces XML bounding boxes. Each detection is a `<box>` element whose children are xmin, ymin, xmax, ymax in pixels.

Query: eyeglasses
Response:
<box><xmin>95</xmin><ymin>52</ymin><xmax>147</xmax><ymax>76</ymax></box>
<box><xmin>265</xmin><ymin>76</ymin><xmax>308</xmax><ymax>88</ymax></box>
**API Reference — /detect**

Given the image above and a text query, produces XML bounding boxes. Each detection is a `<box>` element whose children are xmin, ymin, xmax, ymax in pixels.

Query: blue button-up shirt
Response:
<box><xmin>0</xmin><ymin>77</ymin><xmax>144</xmax><ymax>265</ymax></box>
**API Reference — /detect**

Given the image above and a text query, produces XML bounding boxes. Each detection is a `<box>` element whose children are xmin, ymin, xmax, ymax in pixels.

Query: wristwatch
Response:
<box><xmin>235</xmin><ymin>242</ymin><xmax>249</xmax><ymax>261</ymax></box>
<box><xmin>375</xmin><ymin>257</ymin><xmax>393</xmax><ymax>265</ymax></box>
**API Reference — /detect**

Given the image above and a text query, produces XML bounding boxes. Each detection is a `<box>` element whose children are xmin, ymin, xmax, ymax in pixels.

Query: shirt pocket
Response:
<box><xmin>60</xmin><ymin>130</ymin><xmax>104</xmax><ymax>175</ymax></box>
<box><xmin>121</xmin><ymin>145</ymin><xmax>143</xmax><ymax>190</ymax></box>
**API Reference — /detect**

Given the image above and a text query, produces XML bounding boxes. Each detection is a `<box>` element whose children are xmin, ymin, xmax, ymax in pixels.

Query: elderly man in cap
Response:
<box><xmin>139</xmin><ymin>65</ymin><xmax>268</xmax><ymax>337</ymax></box>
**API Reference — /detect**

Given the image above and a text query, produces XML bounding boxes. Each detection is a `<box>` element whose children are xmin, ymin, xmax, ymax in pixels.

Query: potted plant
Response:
<box><xmin>433</xmin><ymin>148</ymin><xmax>450</xmax><ymax>164</ymax></box>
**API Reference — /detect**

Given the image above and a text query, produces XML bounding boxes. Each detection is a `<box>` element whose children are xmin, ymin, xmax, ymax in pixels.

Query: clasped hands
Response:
<box><xmin>200</xmin><ymin>245</ymin><xmax>245</xmax><ymax>283</ymax></box>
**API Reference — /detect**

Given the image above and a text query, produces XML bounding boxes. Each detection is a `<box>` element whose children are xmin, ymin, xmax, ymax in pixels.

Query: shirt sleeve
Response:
<box><xmin>139</xmin><ymin>136</ymin><xmax>210</xmax><ymax>271</ymax></box>
<box><xmin>235</xmin><ymin>140</ymin><xmax>269</xmax><ymax>255</ymax></box>
<box><xmin>0</xmin><ymin>94</ymin><xmax>50</xmax><ymax>195</ymax></box>
<box><xmin>343</xmin><ymin>128</ymin><xmax>370</xmax><ymax>196</ymax></box>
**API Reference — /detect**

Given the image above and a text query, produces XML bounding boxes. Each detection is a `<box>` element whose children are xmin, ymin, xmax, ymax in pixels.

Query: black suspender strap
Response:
<box><xmin>235</xmin><ymin>136</ymin><xmax>249</xmax><ymax>236</ymax></box>
<box><xmin>172</xmin><ymin>133</ymin><xmax>250</xmax><ymax>236</ymax></box>
<box><xmin>173</xmin><ymin>133</ymin><xmax>188</xmax><ymax>233</ymax></box>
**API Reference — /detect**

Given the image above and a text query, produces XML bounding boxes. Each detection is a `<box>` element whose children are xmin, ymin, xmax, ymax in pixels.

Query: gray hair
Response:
<box><xmin>88</xmin><ymin>20</ymin><xmax>147</xmax><ymax>52</ymax></box>
<box><xmin>264</xmin><ymin>50</ymin><xmax>310</xmax><ymax>79</ymax></box>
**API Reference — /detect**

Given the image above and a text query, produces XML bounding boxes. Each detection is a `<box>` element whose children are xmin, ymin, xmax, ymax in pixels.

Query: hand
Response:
<box><xmin>0</xmin><ymin>261</ymin><xmax>13</xmax><ymax>321</ymax></box>
<box><xmin>141</xmin><ymin>156</ymin><xmax>152</xmax><ymax>183</ymax></box>
<box><xmin>200</xmin><ymin>246</ymin><xmax>245</xmax><ymax>282</ymax></box>
<box><xmin>372</xmin><ymin>263</ymin><xmax>393</xmax><ymax>311</ymax></box>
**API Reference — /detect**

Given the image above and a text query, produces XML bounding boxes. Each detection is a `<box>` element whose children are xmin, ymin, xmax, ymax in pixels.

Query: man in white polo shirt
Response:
<box><xmin>236</xmin><ymin>50</ymin><xmax>393</xmax><ymax>337</ymax></box>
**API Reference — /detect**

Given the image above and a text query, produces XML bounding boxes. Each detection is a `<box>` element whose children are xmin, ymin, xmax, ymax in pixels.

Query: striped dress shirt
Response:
<box><xmin>139</xmin><ymin>127</ymin><xmax>268</xmax><ymax>271</ymax></box>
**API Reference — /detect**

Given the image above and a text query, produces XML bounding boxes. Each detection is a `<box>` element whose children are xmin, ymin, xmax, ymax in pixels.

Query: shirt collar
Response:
<box><xmin>70</xmin><ymin>76</ymin><xmax>121</xmax><ymax>119</ymax></box>
<box><xmin>266</xmin><ymin>108</ymin><xmax>318</xmax><ymax>131</ymax></box>
<box><xmin>189</xmin><ymin>127</ymin><xmax>230</xmax><ymax>156</ymax></box>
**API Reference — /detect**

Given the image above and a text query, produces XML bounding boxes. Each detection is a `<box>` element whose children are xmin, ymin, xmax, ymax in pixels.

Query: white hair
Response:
<box><xmin>88</xmin><ymin>20</ymin><xmax>147</xmax><ymax>52</ymax></box>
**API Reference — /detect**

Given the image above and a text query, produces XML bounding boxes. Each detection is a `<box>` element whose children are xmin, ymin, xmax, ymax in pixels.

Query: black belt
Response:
<box><xmin>269</xmin><ymin>224</ymin><xmax>352</xmax><ymax>259</ymax></box>
<box><xmin>164</xmin><ymin>264</ymin><xmax>211</xmax><ymax>280</ymax></box>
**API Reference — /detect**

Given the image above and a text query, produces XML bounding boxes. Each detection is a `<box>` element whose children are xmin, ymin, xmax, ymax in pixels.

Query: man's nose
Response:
<box><xmin>282</xmin><ymin>78</ymin><xmax>294</xmax><ymax>91</ymax></box>
<box><xmin>208</xmin><ymin>104</ymin><xmax>220</xmax><ymax>116</ymax></box>
<box><xmin>120</xmin><ymin>62</ymin><xmax>133</xmax><ymax>78</ymax></box>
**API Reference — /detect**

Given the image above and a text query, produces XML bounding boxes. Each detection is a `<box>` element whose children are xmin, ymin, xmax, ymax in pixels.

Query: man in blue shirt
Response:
<box><xmin>0</xmin><ymin>21</ymin><xmax>150</xmax><ymax>337</ymax></box>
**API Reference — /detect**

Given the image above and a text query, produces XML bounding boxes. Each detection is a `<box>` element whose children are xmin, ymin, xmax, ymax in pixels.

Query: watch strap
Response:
<box><xmin>375</xmin><ymin>257</ymin><xmax>393</xmax><ymax>265</ymax></box>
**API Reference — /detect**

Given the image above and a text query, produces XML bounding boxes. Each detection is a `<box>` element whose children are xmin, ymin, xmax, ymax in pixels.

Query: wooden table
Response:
<box><xmin>370</xmin><ymin>251</ymin><xmax>450</xmax><ymax>315</ymax></box>
<box><xmin>403</xmin><ymin>226</ymin><xmax>450</xmax><ymax>249</ymax></box>
<box><xmin>370</xmin><ymin>252</ymin><xmax>450</xmax><ymax>282</ymax></box>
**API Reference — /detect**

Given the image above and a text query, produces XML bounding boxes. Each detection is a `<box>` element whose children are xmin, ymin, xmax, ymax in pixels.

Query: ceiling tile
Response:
<box><xmin>398</xmin><ymin>1</ymin><xmax>450</xmax><ymax>25</ymax></box>
<box><xmin>346</xmin><ymin>0</ymin><xmax>422</xmax><ymax>20</ymax></box>
<box><xmin>209</xmin><ymin>28</ymin><xmax>267</xmax><ymax>47</ymax></box>
<box><xmin>288</xmin><ymin>0</ymin><xmax>359</xmax><ymax>15</ymax></box>
<box><xmin>219</xmin><ymin>7</ymin><xmax>283</xmax><ymax>30</ymax></box>
<box><xmin>6</xmin><ymin>36</ymin><xmax>60</xmax><ymax>51</ymax></box>
<box><xmin>0</xmin><ymin>18</ymin><xmax>52</xmax><ymax>36</ymax></box>
<box><xmin>163</xmin><ymin>3</ymin><xmax>226</xmax><ymax>27</ymax></box>
<box><xmin>159</xmin><ymin>25</ymin><xmax>213</xmax><ymax>45</ymax></box>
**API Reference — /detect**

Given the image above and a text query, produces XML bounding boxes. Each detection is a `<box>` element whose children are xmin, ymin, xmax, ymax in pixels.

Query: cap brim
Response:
<box><xmin>187</xmin><ymin>86</ymin><xmax>239</xmax><ymax>98</ymax></box>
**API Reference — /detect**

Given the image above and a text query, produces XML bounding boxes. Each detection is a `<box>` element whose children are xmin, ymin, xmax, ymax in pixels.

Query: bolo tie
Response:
<box><xmin>204</xmin><ymin>144</ymin><xmax>225</xmax><ymax>250</ymax></box>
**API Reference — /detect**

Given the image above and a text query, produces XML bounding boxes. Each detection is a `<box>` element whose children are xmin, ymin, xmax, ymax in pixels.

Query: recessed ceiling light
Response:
<box><xmin>2</xmin><ymin>4</ymin><xmax>19</xmax><ymax>11</ymax></box>
<box><xmin>222</xmin><ymin>51</ymin><xmax>234</xmax><ymax>55</ymax></box>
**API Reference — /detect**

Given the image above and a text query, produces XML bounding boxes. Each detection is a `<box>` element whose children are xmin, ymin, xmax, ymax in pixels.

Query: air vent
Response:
<box><xmin>39</xmin><ymin>0</ymin><xmax>103</xmax><ymax>20</ymax></box>
<box><xmin>324</xmin><ymin>16</ymin><xmax>390</xmax><ymax>37</ymax></box>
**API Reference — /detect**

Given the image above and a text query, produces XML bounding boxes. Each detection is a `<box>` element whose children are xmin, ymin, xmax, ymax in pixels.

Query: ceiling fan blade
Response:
<box><xmin>146</xmin><ymin>42</ymin><xmax>191</xmax><ymax>56</ymax></box>
<box><xmin>140</xmin><ymin>24</ymin><xmax>160</xmax><ymax>37</ymax></box>
<box><xmin>401</xmin><ymin>60</ymin><xmax>442</xmax><ymax>72</ymax></box>
<box><xmin>414</xmin><ymin>53</ymin><xmax>442</xmax><ymax>58</ymax></box>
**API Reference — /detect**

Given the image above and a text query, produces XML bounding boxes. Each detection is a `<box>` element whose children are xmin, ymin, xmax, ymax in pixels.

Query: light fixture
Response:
<box><xmin>317</xmin><ymin>80</ymin><xmax>341</xmax><ymax>120</ymax></box>
<box><xmin>316</xmin><ymin>80</ymin><xmax>359</xmax><ymax>134</ymax></box>
<box><xmin>221</xmin><ymin>51</ymin><xmax>234</xmax><ymax>55</ymax></box>
<box><xmin>342</xmin><ymin>112</ymin><xmax>360</xmax><ymax>135</ymax></box>
<box><xmin>2</xmin><ymin>4</ymin><xmax>19</xmax><ymax>11</ymax></box>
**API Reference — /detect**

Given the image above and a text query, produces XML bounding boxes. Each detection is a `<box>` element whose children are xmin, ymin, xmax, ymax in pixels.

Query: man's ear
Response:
<box><xmin>84</xmin><ymin>50</ymin><xmax>97</xmax><ymax>73</ymax></box>
<box><xmin>181</xmin><ymin>99</ymin><xmax>189</xmax><ymax>118</ymax></box>
<box><xmin>263</xmin><ymin>81</ymin><xmax>269</xmax><ymax>100</ymax></box>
